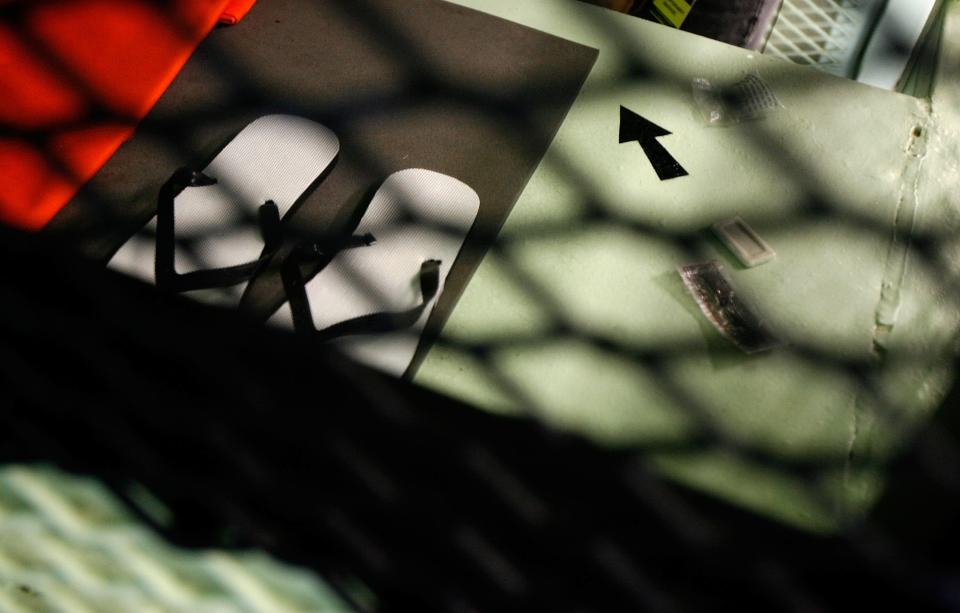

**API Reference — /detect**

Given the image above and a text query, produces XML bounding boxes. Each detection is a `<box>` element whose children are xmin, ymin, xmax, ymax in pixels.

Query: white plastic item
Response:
<box><xmin>109</xmin><ymin>114</ymin><xmax>340</xmax><ymax>305</ymax></box>
<box><xmin>712</xmin><ymin>216</ymin><xmax>776</xmax><ymax>267</ymax></box>
<box><xmin>270</xmin><ymin>169</ymin><xmax>480</xmax><ymax>377</ymax></box>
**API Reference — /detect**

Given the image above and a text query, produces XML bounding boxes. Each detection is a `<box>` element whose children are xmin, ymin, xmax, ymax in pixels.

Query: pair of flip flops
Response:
<box><xmin>109</xmin><ymin>115</ymin><xmax>480</xmax><ymax>377</ymax></box>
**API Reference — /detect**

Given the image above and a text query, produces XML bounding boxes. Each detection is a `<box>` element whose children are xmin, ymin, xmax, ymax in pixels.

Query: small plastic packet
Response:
<box><xmin>678</xmin><ymin>261</ymin><xmax>781</xmax><ymax>354</ymax></box>
<box><xmin>712</xmin><ymin>216</ymin><xmax>776</xmax><ymax>268</ymax></box>
<box><xmin>692</xmin><ymin>74</ymin><xmax>782</xmax><ymax>126</ymax></box>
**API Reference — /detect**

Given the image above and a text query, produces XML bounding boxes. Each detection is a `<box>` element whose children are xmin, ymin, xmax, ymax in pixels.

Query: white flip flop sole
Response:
<box><xmin>109</xmin><ymin>114</ymin><xmax>340</xmax><ymax>305</ymax></box>
<box><xmin>270</xmin><ymin>168</ymin><xmax>480</xmax><ymax>377</ymax></box>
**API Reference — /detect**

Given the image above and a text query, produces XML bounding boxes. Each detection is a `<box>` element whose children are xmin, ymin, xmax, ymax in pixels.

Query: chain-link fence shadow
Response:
<box><xmin>2</xmin><ymin>0</ymin><xmax>960</xmax><ymax>610</ymax></box>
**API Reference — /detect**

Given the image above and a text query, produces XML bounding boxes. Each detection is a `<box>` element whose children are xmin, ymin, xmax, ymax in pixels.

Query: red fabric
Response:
<box><xmin>0</xmin><ymin>0</ymin><xmax>249</xmax><ymax>230</ymax></box>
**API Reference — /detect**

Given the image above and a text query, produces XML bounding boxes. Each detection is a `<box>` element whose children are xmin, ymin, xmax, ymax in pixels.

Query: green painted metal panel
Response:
<box><xmin>418</xmin><ymin>0</ymin><xmax>960</xmax><ymax>532</ymax></box>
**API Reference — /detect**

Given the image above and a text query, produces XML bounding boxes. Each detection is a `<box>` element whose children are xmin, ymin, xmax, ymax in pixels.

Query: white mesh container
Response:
<box><xmin>761</xmin><ymin>0</ymin><xmax>941</xmax><ymax>87</ymax></box>
<box><xmin>761</xmin><ymin>0</ymin><xmax>877</xmax><ymax>77</ymax></box>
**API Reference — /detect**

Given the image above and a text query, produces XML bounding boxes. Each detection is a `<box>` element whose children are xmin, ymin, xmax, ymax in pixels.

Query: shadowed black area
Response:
<box><xmin>2</xmin><ymin>225</ymin><xmax>960</xmax><ymax>611</ymax></box>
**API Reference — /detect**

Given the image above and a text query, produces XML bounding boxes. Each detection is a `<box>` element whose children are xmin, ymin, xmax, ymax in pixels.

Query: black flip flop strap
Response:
<box><xmin>155</xmin><ymin>169</ymin><xmax>282</xmax><ymax>293</ymax></box>
<box><xmin>281</xmin><ymin>256</ymin><xmax>442</xmax><ymax>342</ymax></box>
<box><xmin>280</xmin><ymin>252</ymin><xmax>318</xmax><ymax>334</ymax></box>
<box><xmin>260</xmin><ymin>198</ymin><xmax>376</xmax><ymax>261</ymax></box>
<box><xmin>154</xmin><ymin>166</ymin><xmax>436</xmax><ymax>341</ymax></box>
<box><xmin>258</xmin><ymin>200</ymin><xmax>284</xmax><ymax>255</ymax></box>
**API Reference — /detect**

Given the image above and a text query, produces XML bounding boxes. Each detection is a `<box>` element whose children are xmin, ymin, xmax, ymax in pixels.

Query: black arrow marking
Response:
<box><xmin>619</xmin><ymin>106</ymin><xmax>688</xmax><ymax>181</ymax></box>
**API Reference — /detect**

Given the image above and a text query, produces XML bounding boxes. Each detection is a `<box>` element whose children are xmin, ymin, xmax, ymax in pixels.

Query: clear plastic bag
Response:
<box><xmin>692</xmin><ymin>74</ymin><xmax>782</xmax><ymax>126</ymax></box>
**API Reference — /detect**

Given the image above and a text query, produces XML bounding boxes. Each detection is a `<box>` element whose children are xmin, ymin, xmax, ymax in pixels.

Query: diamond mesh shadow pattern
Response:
<box><xmin>2</xmin><ymin>0</ymin><xmax>960</xmax><ymax>611</ymax></box>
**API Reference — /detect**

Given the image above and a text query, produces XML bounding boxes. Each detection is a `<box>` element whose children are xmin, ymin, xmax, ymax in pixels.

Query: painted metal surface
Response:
<box><xmin>419</xmin><ymin>0</ymin><xmax>960</xmax><ymax>532</ymax></box>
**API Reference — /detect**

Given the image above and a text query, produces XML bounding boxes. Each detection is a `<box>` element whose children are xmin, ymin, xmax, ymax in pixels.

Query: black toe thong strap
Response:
<box><xmin>280</xmin><ymin>256</ymin><xmax>442</xmax><ymax>342</ymax></box>
<box><xmin>258</xmin><ymin>200</ymin><xmax>284</xmax><ymax>254</ymax></box>
<box><xmin>154</xmin><ymin>168</ymin><xmax>275</xmax><ymax>293</ymax></box>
